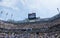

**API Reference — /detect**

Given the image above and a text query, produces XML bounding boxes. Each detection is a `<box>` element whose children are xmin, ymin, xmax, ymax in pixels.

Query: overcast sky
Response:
<box><xmin>0</xmin><ymin>0</ymin><xmax>60</xmax><ymax>21</ymax></box>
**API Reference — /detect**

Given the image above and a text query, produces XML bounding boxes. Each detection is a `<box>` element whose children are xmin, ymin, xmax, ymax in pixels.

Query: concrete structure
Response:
<box><xmin>0</xmin><ymin>13</ymin><xmax>60</xmax><ymax>38</ymax></box>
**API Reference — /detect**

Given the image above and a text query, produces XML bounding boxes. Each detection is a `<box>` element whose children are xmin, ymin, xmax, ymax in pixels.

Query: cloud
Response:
<box><xmin>0</xmin><ymin>0</ymin><xmax>59</xmax><ymax>11</ymax></box>
<box><xmin>0</xmin><ymin>0</ymin><xmax>60</xmax><ymax>20</ymax></box>
<box><xmin>20</xmin><ymin>0</ymin><xmax>60</xmax><ymax>14</ymax></box>
<box><xmin>0</xmin><ymin>0</ymin><xmax>20</xmax><ymax>10</ymax></box>
<box><xmin>21</xmin><ymin>0</ymin><xmax>60</xmax><ymax>10</ymax></box>
<box><xmin>40</xmin><ymin>0</ymin><xmax>59</xmax><ymax>10</ymax></box>
<box><xmin>20</xmin><ymin>0</ymin><xmax>41</xmax><ymax>10</ymax></box>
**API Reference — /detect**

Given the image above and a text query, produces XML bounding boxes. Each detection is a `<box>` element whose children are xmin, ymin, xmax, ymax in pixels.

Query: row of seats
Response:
<box><xmin>0</xmin><ymin>33</ymin><xmax>30</xmax><ymax>38</ymax></box>
<box><xmin>0</xmin><ymin>32</ymin><xmax>60</xmax><ymax>38</ymax></box>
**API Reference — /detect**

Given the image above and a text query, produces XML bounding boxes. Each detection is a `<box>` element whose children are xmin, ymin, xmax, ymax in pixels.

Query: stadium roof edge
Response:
<box><xmin>0</xmin><ymin>13</ymin><xmax>60</xmax><ymax>24</ymax></box>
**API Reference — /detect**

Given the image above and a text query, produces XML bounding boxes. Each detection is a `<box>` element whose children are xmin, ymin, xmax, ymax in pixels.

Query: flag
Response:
<box><xmin>6</xmin><ymin>13</ymin><xmax>8</xmax><ymax>16</ymax></box>
<box><xmin>0</xmin><ymin>11</ymin><xmax>3</xmax><ymax>14</ymax></box>
<box><xmin>11</xmin><ymin>14</ymin><xmax>13</xmax><ymax>18</ymax></box>
<box><xmin>57</xmin><ymin>8</ymin><xmax>59</xmax><ymax>12</ymax></box>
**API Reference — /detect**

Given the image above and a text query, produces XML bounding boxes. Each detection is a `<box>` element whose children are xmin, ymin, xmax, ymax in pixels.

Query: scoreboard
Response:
<box><xmin>28</xmin><ymin>13</ymin><xmax>36</xmax><ymax>20</ymax></box>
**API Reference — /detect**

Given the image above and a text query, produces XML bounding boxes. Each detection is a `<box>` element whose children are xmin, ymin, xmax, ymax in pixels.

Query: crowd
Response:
<box><xmin>0</xmin><ymin>33</ymin><xmax>30</xmax><ymax>38</ymax></box>
<box><xmin>0</xmin><ymin>33</ymin><xmax>60</xmax><ymax>38</ymax></box>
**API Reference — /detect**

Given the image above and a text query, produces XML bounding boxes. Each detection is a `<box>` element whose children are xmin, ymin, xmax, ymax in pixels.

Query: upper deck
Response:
<box><xmin>0</xmin><ymin>13</ymin><xmax>60</xmax><ymax>33</ymax></box>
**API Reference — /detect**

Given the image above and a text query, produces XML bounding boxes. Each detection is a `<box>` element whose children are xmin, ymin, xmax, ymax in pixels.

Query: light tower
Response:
<box><xmin>57</xmin><ymin>8</ymin><xmax>60</xmax><ymax>14</ymax></box>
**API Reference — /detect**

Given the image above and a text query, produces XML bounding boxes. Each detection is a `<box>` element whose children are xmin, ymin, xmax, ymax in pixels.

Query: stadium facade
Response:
<box><xmin>0</xmin><ymin>13</ymin><xmax>60</xmax><ymax>38</ymax></box>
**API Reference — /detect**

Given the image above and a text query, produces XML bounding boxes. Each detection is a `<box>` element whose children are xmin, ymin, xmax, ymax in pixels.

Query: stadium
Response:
<box><xmin>0</xmin><ymin>13</ymin><xmax>60</xmax><ymax>38</ymax></box>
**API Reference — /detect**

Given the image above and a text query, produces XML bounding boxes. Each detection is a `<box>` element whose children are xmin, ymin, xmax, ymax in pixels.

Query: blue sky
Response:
<box><xmin>0</xmin><ymin>0</ymin><xmax>60</xmax><ymax>21</ymax></box>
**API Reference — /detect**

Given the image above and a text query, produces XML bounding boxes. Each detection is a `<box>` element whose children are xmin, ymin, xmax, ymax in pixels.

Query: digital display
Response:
<box><xmin>28</xmin><ymin>13</ymin><xmax>36</xmax><ymax>20</ymax></box>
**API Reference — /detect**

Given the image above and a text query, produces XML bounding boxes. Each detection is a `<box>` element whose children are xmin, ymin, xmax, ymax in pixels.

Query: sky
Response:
<box><xmin>0</xmin><ymin>0</ymin><xmax>60</xmax><ymax>21</ymax></box>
